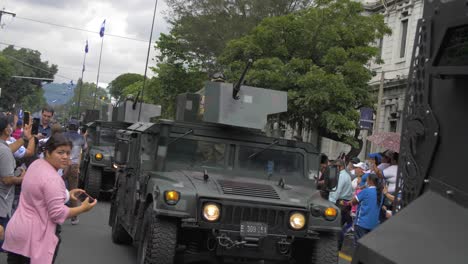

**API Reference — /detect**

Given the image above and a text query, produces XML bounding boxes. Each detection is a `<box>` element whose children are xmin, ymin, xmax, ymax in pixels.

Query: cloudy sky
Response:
<box><xmin>0</xmin><ymin>0</ymin><xmax>171</xmax><ymax>86</ymax></box>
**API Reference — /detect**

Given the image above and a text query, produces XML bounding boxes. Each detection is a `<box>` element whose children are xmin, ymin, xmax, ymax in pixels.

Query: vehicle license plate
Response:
<box><xmin>240</xmin><ymin>222</ymin><xmax>268</xmax><ymax>237</ymax></box>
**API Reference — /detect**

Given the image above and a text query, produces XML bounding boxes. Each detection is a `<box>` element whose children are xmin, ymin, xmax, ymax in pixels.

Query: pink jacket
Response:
<box><xmin>3</xmin><ymin>159</ymin><xmax>70</xmax><ymax>264</ymax></box>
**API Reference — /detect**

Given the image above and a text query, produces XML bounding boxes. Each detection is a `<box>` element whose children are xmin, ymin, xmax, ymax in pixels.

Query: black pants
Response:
<box><xmin>7</xmin><ymin>225</ymin><xmax>61</xmax><ymax>264</ymax></box>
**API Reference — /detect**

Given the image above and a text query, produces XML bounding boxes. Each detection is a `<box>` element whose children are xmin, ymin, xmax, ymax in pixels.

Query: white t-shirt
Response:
<box><xmin>6</xmin><ymin>137</ymin><xmax>27</xmax><ymax>159</ymax></box>
<box><xmin>383</xmin><ymin>165</ymin><xmax>398</xmax><ymax>193</ymax></box>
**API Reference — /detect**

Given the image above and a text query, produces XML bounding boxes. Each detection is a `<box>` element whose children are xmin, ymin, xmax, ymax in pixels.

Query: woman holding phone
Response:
<box><xmin>2</xmin><ymin>133</ymin><xmax>97</xmax><ymax>264</ymax></box>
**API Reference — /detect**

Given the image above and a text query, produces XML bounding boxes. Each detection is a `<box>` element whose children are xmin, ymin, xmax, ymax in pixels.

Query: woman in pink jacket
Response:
<box><xmin>2</xmin><ymin>133</ymin><xmax>97</xmax><ymax>264</ymax></box>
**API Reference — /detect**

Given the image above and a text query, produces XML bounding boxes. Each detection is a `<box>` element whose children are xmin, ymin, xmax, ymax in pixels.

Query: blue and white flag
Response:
<box><xmin>99</xmin><ymin>19</ymin><xmax>106</xmax><ymax>37</ymax></box>
<box><xmin>85</xmin><ymin>40</ymin><xmax>89</xmax><ymax>53</ymax></box>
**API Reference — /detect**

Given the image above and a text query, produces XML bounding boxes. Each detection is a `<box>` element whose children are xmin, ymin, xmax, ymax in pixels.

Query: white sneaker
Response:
<box><xmin>71</xmin><ymin>217</ymin><xmax>79</xmax><ymax>225</ymax></box>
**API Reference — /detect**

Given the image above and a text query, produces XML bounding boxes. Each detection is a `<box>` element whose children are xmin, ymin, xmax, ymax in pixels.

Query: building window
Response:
<box><xmin>389</xmin><ymin>120</ymin><xmax>398</xmax><ymax>132</ymax></box>
<box><xmin>400</xmin><ymin>20</ymin><xmax>409</xmax><ymax>58</ymax></box>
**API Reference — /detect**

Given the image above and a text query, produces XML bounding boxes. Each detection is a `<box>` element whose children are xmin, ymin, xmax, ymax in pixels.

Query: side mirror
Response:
<box><xmin>324</xmin><ymin>165</ymin><xmax>339</xmax><ymax>191</ymax></box>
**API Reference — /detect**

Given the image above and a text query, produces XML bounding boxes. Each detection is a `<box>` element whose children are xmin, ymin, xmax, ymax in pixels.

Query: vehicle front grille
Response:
<box><xmin>218</xmin><ymin>180</ymin><xmax>280</xmax><ymax>200</ymax></box>
<box><xmin>221</xmin><ymin>204</ymin><xmax>286</xmax><ymax>230</ymax></box>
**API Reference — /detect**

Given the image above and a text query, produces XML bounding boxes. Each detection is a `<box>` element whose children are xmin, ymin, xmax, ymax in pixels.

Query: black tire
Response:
<box><xmin>85</xmin><ymin>165</ymin><xmax>102</xmax><ymax>198</ymax></box>
<box><xmin>111</xmin><ymin>214</ymin><xmax>132</xmax><ymax>244</ymax></box>
<box><xmin>309</xmin><ymin>232</ymin><xmax>339</xmax><ymax>264</ymax></box>
<box><xmin>137</xmin><ymin>205</ymin><xmax>177</xmax><ymax>264</ymax></box>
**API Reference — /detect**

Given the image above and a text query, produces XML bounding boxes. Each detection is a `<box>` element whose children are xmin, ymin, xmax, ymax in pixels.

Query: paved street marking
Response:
<box><xmin>339</xmin><ymin>251</ymin><xmax>352</xmax><ymax>262</ymax></box>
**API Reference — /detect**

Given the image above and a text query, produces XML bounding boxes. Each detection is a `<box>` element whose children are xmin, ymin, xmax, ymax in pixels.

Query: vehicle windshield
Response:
<box><xmin>99</xmin><ymin>127</ymin><xmax>117</xmax><ymax>146</ymax></box>
<box><xmin>237</xmin><ymin>145</ymin><xmax>304</xmax><ymax>179</ymax></box>
<box><xmin>165</xmin><ymin>137</ymin><xmax>305</xmax><ymax>180</ymax></box>
<box><xmin>166</xmin><ymin>138</ymin><xmax>226</xmax><ymax>171</ymax></box>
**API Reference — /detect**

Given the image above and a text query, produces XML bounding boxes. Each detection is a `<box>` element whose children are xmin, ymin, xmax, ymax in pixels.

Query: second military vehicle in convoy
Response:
<box><xmin>109</xmin><ymin>79</ymin><xmax>341</xmax><ymax>264</ymax></box>
<box><xmin>80</xmin><ymin>100</ymin><xmax>161</xmax><ymax>198</ymax></box>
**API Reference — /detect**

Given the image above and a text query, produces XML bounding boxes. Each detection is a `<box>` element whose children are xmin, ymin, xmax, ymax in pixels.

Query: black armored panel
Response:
<box><xmin>176</xmin><ymin>82</ymin><xmax>287</xmax><ymax>130</ymax></box>
<box><xmin>353</xmin><ymin>1</ymin><xmax>468</xmax><ymax>263</ymax></box>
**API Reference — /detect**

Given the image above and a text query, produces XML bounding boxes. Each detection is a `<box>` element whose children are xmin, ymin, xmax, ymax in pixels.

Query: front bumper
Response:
<box><xmin>213</xmin><ymin>229</ymin><xmax>293</xmax><ymax>261</ymax></box>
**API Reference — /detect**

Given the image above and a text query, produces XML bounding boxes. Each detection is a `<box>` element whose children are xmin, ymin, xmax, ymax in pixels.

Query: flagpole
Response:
<box><xmin>77</xmin><ymin>52</ymin><xmax>87</xmax><ymax>118</ymax></box>
<box><xmin>93</xmin><ymin>37</ymin><xmax>104</xmax><ymax>110</ymax></box>
<box><xmin>138</xmin><ymin>0</ymin><xmax>159</xmax><ymax>121</ymax></box>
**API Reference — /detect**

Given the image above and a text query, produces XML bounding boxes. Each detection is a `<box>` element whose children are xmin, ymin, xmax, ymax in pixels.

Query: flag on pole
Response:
<box><xmin>85</xmin><ymin>40</ymin><xmax>89</xmax><ymax>53</ymax></box>
<box><xmin>99</xmin><ymin>19</ymin><xmax>106</xmax><ymax>37</ymax></box>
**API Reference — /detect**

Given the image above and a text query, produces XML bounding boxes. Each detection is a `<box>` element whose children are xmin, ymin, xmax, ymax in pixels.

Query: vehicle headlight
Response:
<box><xmin>289</xmin><ymin>212</ymin><xmax>306</xmax><ymax>230</ymax></box>
<box><xmin>324</xmin><ymin>207</ymin><xmax>337</xmax><ymax>221</ymax></box>
<box><xmin>95</xmin><ymin>153</ymin><xmax>103</xmax><ymax>161</ymax></box>
<box><xmin>203</xmin><ymin>203</ymin><xmax>221</xmax><ymax>222</ymax></box>
<box><xmin>164</xmin><ymin>190</ymin><xmax>180</xmax><ymax>205</ymax></box>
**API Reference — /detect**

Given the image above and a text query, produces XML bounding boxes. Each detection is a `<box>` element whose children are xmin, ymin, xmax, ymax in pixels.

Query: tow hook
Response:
<box><xmin>277</xmin><ymin>238</ymin><xmax>291</xmax><ymax>255</ymax></box>
<box><xmin>216</xmin><ymin>234</ymin><xmax>246</xmax><ymax>249</ymax></box>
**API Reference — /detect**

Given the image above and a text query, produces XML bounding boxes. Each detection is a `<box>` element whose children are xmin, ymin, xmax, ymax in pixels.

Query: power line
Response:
<box><xmin>3</xmin><ymin>54</ymin><xmax>74</xmax><ymax>81</ymax></box>
<box><xmin>14</xmin><ymin>16</ymin><xmax>148</xmax><ymax>43</ymax></box>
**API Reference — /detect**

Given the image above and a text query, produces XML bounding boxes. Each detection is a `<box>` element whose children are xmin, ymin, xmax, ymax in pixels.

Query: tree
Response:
<box><xmin>219</xmin><ymin>0</ymin><xmax>391</xmax><ymax>154</ymax></box>
<box><xmin>0</xmin><ymin>46</ymin><xmax>57</xmax><ymax>112</ymax></box>
<box><xmin>108</xmin><ymin>73</ymin><xmax>144</xmax><ymax>101</ymax></box>
<box><xmin>68</xmin><ymin>79</ymin><xmax>109</xmax><ymax>118</ymax></box>
<box><xmin>165</xmin><ymin>0</ymin><xmax>313</xmax><ymax>72</ymax></box>
<box><xmin>152</xmin><ymin>0</ymin><xmax>316</xmax><ymax>118</ymax></box>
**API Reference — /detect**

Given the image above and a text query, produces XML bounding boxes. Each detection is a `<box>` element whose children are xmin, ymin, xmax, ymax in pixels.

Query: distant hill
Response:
<box><xmin>43</xmin><ymin>83</ymin><xmax>76</xmax><ymax>105</ymax></box>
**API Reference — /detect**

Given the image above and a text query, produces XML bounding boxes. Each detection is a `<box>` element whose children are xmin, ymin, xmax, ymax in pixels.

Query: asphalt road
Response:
<box><xmin>0</xmin><ymin>202</ymin><xmax>351</xmax><ymax>264</ymax></box>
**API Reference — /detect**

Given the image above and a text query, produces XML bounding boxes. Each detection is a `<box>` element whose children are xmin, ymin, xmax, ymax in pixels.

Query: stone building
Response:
<box><xmin>320</xmin><ymin>0</ymin><xmax>424</xmax><ymax>159</ymax></box>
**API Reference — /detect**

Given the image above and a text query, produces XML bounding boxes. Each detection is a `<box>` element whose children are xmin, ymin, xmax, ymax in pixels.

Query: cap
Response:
<box><xmin>68</xmin><ymin>119</ymin><xmax>79</xmax><ymax>127</ymax></box>
<box><xmin>360</xmin><ymin>173</ymin><xmax>369</xmax><ymax>187</ymax></box>
<box><xmin>350</xmin><ymin>157</ymin><xmax>360</xmax><ymax>164</ymax></box>
<box><xmin>368</xmin><ymin>152</ymin><xmax>382</xmax><ymax>164</ymax></box>
<box><xmin>353</xmin><ymin>162</ymin><xmax>369</xmax><ymax>171</ymax></box>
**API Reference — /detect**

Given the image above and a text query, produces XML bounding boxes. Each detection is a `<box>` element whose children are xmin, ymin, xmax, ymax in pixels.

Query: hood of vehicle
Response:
<box><xmin>174</xmin><ymin>170</ymin><xmax>317</xmax><ymax>208</ymax></box>
<box><xmin>90</xmin><ymin>146</ymin><xmax>114</xmax><ymax>156</ymax></box>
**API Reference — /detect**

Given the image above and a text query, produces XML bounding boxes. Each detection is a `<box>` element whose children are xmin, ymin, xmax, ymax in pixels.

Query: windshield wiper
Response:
<box><xmin>248</xmin><ymin>139</ymin><xmax>279</xmax><ymax>159</ymax></box>
<box><xmin>168</xmin><ymin>129</ymin><xmax>194</xmax><ymax>145</ymax></box>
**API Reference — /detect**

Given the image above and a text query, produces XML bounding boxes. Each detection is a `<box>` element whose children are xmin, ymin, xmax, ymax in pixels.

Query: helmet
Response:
<box><xmin>211</xmin><ymin>72</ymin><xmax>226</xmax><ymax>82</ymax></box>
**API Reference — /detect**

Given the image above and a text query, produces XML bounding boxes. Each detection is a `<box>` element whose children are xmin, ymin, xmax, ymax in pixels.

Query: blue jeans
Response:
<box><xmin>0</xmin><ymin>216</ymin><xmax>10</xmax><ymax>252</ymax></box>
<box><xmin>353</xmin><ymin>225</ymin><xmax>371</xmax><ymax>247</ymax></box>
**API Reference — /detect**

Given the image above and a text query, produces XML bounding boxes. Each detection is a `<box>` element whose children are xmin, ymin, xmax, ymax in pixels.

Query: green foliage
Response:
<box><xmin>151</xmin><ymin>63</ymin><xmax>206</xmax><ymax>118</ymax></box>
<box><xmin>108</xmin><ymin>73</ymin><xmax>144</xmax><ymax>100</ymax></box>
<box><xmin>163</xmin><ymin>0</ymin><xmax>313</xmax><ymax>73</ymax></box>
<box><xmin>0</xmin><ymin>46</ymin><xmax>57</xmax><ymax>111</ymax></box>
<box><xmin>67</xmin><ymin>79</ymin><xmax>109</xmax><ymax>118</ymax></box>
<box><xmin>219</xmin><ymin>0</ymin><xmax>391</xmax><ymax>145</ymax></box>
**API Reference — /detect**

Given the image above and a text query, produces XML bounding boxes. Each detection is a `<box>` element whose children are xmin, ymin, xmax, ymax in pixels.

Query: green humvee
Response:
<box><xmin>109</xmin><ymin>82</ymin><xmax>340</xmax><ymax>264</ymax></box>
<box><xmin>79</xmin><ymin>120</ymin><xmax>131</xmax><ymax>198</ymax></box>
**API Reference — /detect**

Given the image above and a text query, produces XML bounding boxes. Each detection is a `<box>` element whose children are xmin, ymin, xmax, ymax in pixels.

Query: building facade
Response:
<box><xmin>319</xmin><ymin>0</ymin><xmax>424</xmax><ymax>159</ymax></box>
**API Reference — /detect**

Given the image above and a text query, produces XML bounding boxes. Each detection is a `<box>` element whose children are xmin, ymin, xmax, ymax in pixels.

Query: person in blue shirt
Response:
<box><xmin>351</xmin><ymin>173</ymin><xmax>381</xmax><ymax>244</ymax></box>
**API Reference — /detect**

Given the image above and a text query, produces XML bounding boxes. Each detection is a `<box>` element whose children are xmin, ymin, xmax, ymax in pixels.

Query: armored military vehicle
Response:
<box><xmin>80</xmin><ymin>100</ymin><xmax>161</xmax><ymax>198</ymax></box>
<box><xmin>80</xmin><ymin>120</ymin><xmax>132</xmax><ymax>198</ymax></box>
<box><xmin>109</xmin><ymin>79</ymin><xmax>341</xmax><ymax>264</ymax></box>
<box><xmin>352</xmin><ymin>0</ymin><xmax>468</xmax><ymax>263</ymax></box>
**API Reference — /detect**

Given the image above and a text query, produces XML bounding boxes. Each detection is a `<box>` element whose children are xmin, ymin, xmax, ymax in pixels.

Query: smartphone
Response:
<box><xmin>31</xmin><ymin>118</ymin><xmax>40</xmax><ymax>135</ymax></box>
<box><xmin>78</xmin><ymin>192</ymin><xmax>95</xmax><ymax>203</ymax></box>
<box><xmin>23</xmin><ymin>111</ymin><xmax>30</xmax><ymax>125</ymax></box>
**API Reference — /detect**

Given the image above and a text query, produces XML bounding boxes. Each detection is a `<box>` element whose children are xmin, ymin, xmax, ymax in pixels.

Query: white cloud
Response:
<box><xmin>0</xmin><ymin>0</ymin><xmax>171</xmax><ymax>84</ymax></box>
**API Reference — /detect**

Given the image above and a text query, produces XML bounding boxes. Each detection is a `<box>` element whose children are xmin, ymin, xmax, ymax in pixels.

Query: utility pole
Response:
<box><xmin>0</xmin><ymin>9</ymin><xmax>16</xmax><ymax>27</ymax></box>
<box><xmin>371</xmin><ymin>71</ymin><xmax>385</xmax><ymax>152</ymax></box>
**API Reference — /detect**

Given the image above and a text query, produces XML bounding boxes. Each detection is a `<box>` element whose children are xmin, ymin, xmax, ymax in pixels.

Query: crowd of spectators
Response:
<box><xmin>320</xmin><ymin>150</ymin><xmax>400</xmax><ymax>251</ymax></box>
<box><xmin>0</xmin><ymin>106</ymin><xmax>97</xmax><ymax>264</ymax></box>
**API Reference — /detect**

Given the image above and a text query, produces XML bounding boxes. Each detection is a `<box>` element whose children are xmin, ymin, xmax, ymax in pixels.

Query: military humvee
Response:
<box><xmin>80</xmin><ymin>120</ymin><xmax>132</xmax><ymax>198</ymax></box>
<box><xmin>109</xmin><ymin>81</ymin><xmax>341</xmax><ymax>264</ymax></box>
